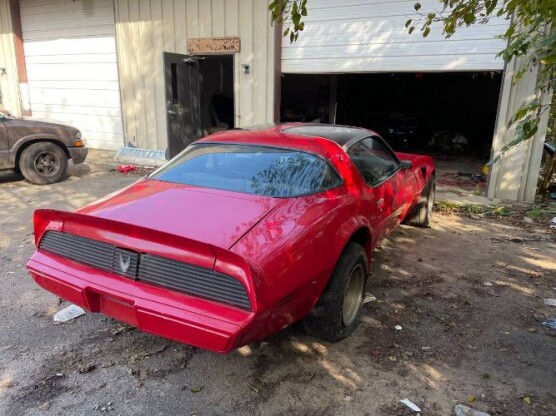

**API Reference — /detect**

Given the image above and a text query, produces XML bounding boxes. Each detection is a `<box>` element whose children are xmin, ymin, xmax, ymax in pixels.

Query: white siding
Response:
<box><xmin>114</xmin><ymin>0</ymin><xmax>277</xmax><ymax>151</ymax></box>
<box><xmin>487</xmin><ymin>52</ymin><xmax>552</xmax><ymax>202</ymax></box>
<box><xmin>282</xmin><ymin>0</ymin><xmax>510</xmax><ymax>73</ymax></box>
<box><xmin>0</xmin><ymin>0</ymin><xmax>21</xmax><ymax>116</ymax></box>
<box><xmin>20</xmin><ymin>0</ymin><xmax>124</xmax><ymax>150</ymax></box>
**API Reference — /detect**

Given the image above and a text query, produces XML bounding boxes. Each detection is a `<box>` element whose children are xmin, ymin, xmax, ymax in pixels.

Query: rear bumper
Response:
<box><xmin>27</xmin><ymin>254</ymin><xmax>254</xmax><ymax>353</ymax></box>
<box><xmin>68</xmin><ymin>146</ymin><xmax>88</xmax><ymax>165</ymax></box>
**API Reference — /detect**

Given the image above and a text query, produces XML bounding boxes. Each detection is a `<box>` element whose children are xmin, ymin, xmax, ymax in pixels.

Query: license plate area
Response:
<box><xmin>99</xmin><ymin>295</ymin><xmax>138</xmax><ymax>326</ymax></box>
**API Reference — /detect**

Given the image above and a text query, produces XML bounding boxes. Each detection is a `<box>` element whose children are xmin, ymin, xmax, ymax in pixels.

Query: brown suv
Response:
<box><xmin>0</xmin><ymin>110</ymin><xmax>88</xmax><ymax>184</ymax></box>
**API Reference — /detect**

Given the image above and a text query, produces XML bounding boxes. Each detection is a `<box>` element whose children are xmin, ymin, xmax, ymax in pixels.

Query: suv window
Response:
<box><xmin>149</xmin><ymin>143</ymin><xmax>342</xmax><ymax>197</ymax></box>
<box><xmin>347</xmin><ymin>137</ymin><xmax>400</xmax><ymax>186</ymax></box>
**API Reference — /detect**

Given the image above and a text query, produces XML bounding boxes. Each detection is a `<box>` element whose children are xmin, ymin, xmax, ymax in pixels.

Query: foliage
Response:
<box><xmin>525</xmin><ymin>205</ymin><xmax>555</xmax><ymax>218</ymax></box>
<box><xmin>435</xmin><ymin>200</ymin><xmax>513</xmax><ymax>216</ymax></box>
<box><xmin>268</xmin><ymin>0</ymin><xmax>308</xmax><ymax>43</ymax></box>
<box><xmin>269</xmin><ymin>0</ymin><xmax>555</xmax><ymax>162</ymax></box>
<box><xmin>407</xmin><ymin>0</ymin><xmax>555</xmax><ymax>162</ymax></box>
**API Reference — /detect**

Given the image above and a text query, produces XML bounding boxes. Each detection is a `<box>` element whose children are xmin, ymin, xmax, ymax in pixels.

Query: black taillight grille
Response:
<box><xmin>38</xmin><ymin>231</ymin><xmax>251</xmax><ymax>310</ymax></box>
<box><xmin>139</xmin><ymin>254</ymin><xmax>251</xmax><ymax>310</ymax></box>
<box><xmin>39</xmin><ymin>231</ymin><xmax>113</xmax><ymax>273</ymax></box>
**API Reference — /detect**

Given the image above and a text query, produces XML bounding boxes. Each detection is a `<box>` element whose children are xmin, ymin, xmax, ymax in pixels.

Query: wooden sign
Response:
<box><xmin>188</xmin><ymin>37</ymin><xmax>241</xmax><ymax>54</ymax></box>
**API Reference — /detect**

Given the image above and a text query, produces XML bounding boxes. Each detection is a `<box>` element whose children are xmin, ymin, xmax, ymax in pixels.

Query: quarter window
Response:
<box><xmin>347</xmin><ymin>137</ymin><xmax>400</xmax><ymax>186</ymax></box>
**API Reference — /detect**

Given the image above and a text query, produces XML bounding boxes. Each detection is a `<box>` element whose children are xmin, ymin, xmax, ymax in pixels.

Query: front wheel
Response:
<box><xmin>303</xmin><ymin>243</ymin><xmax>368</xmax><ymax>341</ymax></box>
<box><xmin>19</xmin><ymin>142</ymin><xmax>68</xmax><ymax>185</ymax></box>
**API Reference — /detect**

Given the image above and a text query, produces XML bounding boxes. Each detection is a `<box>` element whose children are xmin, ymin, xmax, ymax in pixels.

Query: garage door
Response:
<box><xmin>20</xmin><ymin>0</ymin><xmax>124</xmax><ymax>150</ymax></box>
<box><xmin>282</xmin><ymin>0</ymin><xmax>509</xmax><ymax>73</ymax></box>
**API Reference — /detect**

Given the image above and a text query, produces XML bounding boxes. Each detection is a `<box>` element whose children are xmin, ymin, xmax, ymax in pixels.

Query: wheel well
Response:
<box><xmin>423</xmin><ymin>168</ymin><xmax>435</xmax><ymax>182</ymax></box>
<box><xmin>15</xmin><ymin>139</ymin><xmax>70</xmax><ymax>167</ymax></box>
<box><xmin>347</xmin><ymin>227</ymin><xmax>372</xmax><ymax>271</ymax></box>
<box><xmin>348</xmin><ymin>227</ymin><xmax>371</xmax><ymax>249</ymax></box>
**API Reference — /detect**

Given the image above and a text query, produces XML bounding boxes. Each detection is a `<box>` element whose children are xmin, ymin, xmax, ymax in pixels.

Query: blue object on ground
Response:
<box><xmin>541</xmin><ymin>319</ymin><xmax>556</xmax><ymax>329</ymax></box>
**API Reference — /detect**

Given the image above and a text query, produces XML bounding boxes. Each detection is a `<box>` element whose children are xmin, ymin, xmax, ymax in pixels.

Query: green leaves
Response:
<box><xmin>510</xmin><ymin>99</ymin><xmax>540</xmax><ymax>126</ymax></box>
<box><xmin>485</xmin><ymin>0</ymin><xmax>498</xmax><ymax>14</ymax></box>
<box><xmin>403</xmin><ymin>0</ymin><xmax>555</xmax><ymax>164</ymax></box>
<box><xmin>541</xmin><ymin>53</ymin><xmax>556</xmax><ymax>65</ymax></box>
<box><xmin>463</xmin><ymin>13</ymin><xmax>476</xmax><ymax>24</ymax></box>
<box><xmin>268</xmin><ymin>0</ymin><xmax>307</xmax><ymax>43</ymax></box>
<box><xmin>269</xmin><ymin>0</ymin><xmax>555</xmax><ymax>165</ymax></box>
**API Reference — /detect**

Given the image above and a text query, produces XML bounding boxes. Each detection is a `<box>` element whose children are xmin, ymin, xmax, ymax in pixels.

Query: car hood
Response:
<box><xmin>77</xmin><ymin>179</ymin><xmax>282</xmax><ymax>250</ymax></box>
<box><xmin>6</xmin><ymin>118</ymin><xmax>79</xmax><ymax>132</ymax></box>
<box><xmin>5</xmin><ymin>118</ymin><xmax>79</xmax><ymax>147</ymax></box>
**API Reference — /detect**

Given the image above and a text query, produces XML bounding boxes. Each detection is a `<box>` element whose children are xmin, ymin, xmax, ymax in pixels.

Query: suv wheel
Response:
<box><xmin>19</xmin><ymin>142</ymin><xmax>68</xmax><ymax>185</ymax></box>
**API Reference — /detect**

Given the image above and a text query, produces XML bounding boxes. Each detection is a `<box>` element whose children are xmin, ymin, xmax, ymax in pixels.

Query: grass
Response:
<box><xmin>490</xmin><ymin>206</ymin><xmax>512</xmax><ymax>217</ymax></box>
<box><xmin>526</xmin><ymin>205</ymin><xmax>556</xmax><ymax>218</ymax></box>
<box><xmin>435</xmin><ymin>201</ymin><xmax>512</xmax><ymax>217</ymax></box>
<box><xmin>463</xmin><ymin>204</ymin><xmax>484</xmax><ymax>215</ymax></box>
<box><xmin>435</xmin><ymin>200</ymin><xmax>461</xmax><ymax>212</ymax></box>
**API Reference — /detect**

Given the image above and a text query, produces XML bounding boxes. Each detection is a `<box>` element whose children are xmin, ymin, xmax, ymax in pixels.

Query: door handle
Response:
<box><xmin>167</xmin><ymin>109</ymin><xmax>177</xmax><ymax>116</ymax></box>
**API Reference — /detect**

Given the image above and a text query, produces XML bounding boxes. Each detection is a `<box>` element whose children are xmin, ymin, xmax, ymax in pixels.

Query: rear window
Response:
<box><xmin>149</xmin><ymin>144</ymin><xmax>342</xmax><ymax>197</ymax></box>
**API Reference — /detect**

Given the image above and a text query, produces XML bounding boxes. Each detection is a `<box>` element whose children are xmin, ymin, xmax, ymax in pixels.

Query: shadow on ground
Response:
<box><xmin>1</xmin><ymin>150</ymin><xmax>555</xmax><ymax>415</ymax></box>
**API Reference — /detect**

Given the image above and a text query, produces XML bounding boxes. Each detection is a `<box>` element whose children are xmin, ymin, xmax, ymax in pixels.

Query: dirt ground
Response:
<box><xmin>1</xmin><ymin>151</ymin><xmax>555</xmax><ymax>416</ymax></box>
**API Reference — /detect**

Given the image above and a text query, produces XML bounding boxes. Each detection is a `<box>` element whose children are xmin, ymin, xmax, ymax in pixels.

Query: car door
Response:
<box><xmin>163</xmin><ymin>53</ymin><xmax>203</xmax><ymax>159</ymax></box>
<box><xmin>346</xmin><ymin>136</ymin><xmax>407</xmax><ymax>243</ymax></box>
<box><xmin>367</xmin><ymin>136</ymin><xmax>420</xmax><ymax>227</ymax></box>
<box><xmin>0</xmin><ymin>117</ymin><xmax>9</xmax><ymax>169</ymax></box>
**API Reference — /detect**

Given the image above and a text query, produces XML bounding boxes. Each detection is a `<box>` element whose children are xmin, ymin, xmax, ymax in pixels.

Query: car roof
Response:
<box><xmin>280</xmin><ymin>124</ymin><xmax>372</xmax><ymax>146</ymax></box>
<box><xmin>195</xmin><ymin>123</ymin><xmax>377</xmax><ymax>159</ymax></box>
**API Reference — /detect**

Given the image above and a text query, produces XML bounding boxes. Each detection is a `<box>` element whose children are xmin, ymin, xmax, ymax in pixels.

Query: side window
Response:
<box><xmin>347</xmin><ymin>137</ymin><xmax>399</xmax><ymax>186</ymax></box>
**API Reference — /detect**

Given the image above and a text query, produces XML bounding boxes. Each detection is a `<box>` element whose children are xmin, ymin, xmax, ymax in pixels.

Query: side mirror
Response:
<box><xmin>400</xmin><ymin>160</ymin><xmax>412</xmax><ymax>170</ymax></box>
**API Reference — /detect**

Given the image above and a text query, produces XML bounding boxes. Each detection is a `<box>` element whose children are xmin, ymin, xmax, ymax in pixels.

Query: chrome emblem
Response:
<box><xmin>118</xmin><ymin>253</ymin><xmax>131</xmax><ymax>273</ymax></box>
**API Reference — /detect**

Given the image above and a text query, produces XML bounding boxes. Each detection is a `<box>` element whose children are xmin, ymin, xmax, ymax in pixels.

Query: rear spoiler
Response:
<box><xmin>33</xmin><ymin>209</ymin><xmax>257</xmax><ymax>308</ymax></box>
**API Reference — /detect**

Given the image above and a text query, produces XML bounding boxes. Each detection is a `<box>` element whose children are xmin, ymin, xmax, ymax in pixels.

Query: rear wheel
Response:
<box><xmin>404</xmin><ymin>176</ymin><xmax>435</xmax><ymax>228</ymax></box>
<box><xmin>19</xmin><ymin>142</ymin><xmax>68</xmax><ymax>185</ymax></box>
<box><xmin>303</xmin><ymin>243</ymin><xmax>368</xmax><ymax>341</ymax></box>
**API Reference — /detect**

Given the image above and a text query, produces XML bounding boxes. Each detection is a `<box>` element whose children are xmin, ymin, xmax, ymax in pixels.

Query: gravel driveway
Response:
<box><xmin>1</xmin><ymin>151</ymin><xmax>555</xmax><ymax>416</ymax></box>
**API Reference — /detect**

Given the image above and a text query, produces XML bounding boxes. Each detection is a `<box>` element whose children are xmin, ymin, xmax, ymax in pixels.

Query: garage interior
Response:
<box><xmin>281</xmin><ymin>72</ymin><xmax>503</xmax><ymax>188</ymax></box>
<box><xmin>200</xmin><ymin>55</ymin><xmax>235</xmax><ymax>134</ymax></box>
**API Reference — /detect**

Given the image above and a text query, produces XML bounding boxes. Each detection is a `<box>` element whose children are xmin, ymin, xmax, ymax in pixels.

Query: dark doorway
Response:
<box><xmin>199</xmin><ymin>55</ymin><xmax>235</xmax><ymax>134</ymax></box>
<box><xmin>164</xmin><ymin>53</ymin><xmax>234</xmax><ymax>158</ymax></box>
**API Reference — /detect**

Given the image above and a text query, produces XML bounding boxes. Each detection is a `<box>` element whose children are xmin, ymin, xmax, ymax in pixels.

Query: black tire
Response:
<box><xmin>404</xmin><ymin>176</ymin><xmax>435</xmax><ymax>228</ymax></box>
<box><xmin>303</xmin><ymin>243</ymin><xmax>368</xmax><ymax>341</ymax></box>
<box><xmin>19</xmin><ymin>142</ymin><xmax>68</xmax><ymax>185</ymax></box>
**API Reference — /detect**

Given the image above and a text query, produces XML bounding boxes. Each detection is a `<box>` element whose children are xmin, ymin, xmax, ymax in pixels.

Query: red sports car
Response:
<box><xmin>27</xmin><ymin>124</ymin><xmax>435</xmax><ymax>353</ymax></box>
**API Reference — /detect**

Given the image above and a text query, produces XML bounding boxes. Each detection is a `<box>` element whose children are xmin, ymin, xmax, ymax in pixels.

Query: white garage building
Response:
<box><xmin>281</xmin><ymin>0</ymin><xmax>507</xmax><ymax>73</ymax></box>
<box><xmin>0</xmin><ymin>0</ymin><xmax>550</xmax><ymax>201</ymax></box>
<box><xmin>19</xmin><ymin>0</ymin><xmax>124</xmax><ymax>150</ymax></box>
